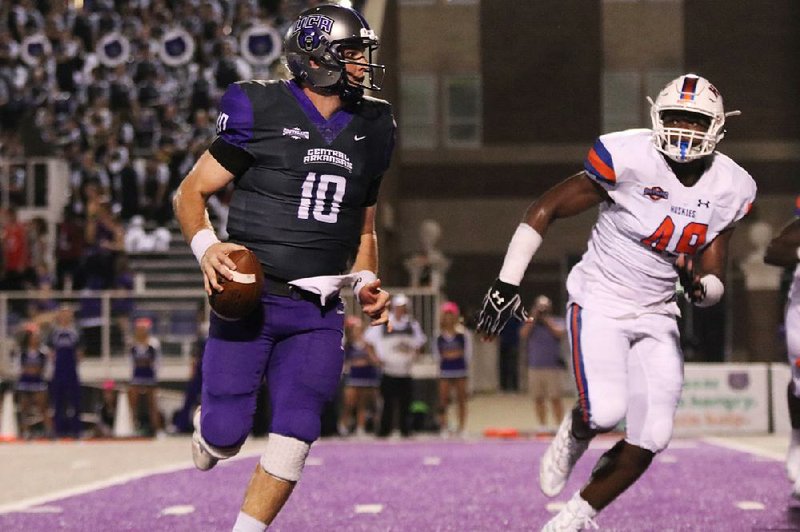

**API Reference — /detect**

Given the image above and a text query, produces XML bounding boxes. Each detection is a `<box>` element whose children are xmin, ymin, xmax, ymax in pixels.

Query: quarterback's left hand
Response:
<box><xmin>359</xmin><ymin>279</ymin><xmax>391</xmax><ymax>327</ymax></box>
<box><xmin>675</xmin><ymin>254</ymin><xmax>705</xmax><ymax>303</ymax></box>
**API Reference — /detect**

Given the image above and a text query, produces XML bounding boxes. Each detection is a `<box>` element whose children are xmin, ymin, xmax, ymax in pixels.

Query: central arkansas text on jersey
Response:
<box><xmin>216</xmin><ymin>79</ymin><xmax>395</xmax><ymax>281</ymax></box>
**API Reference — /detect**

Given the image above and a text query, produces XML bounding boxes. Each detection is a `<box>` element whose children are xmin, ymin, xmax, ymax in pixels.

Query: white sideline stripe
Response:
<box><xmin>160</xmin><ymin>505</ymin><xmax>196</xmax><ymax>516</ymax></box>
<box><xmin>423</xmin><ymin>456</ymin><xmax>441</xmax><ymax>466</ymax></box>
<box><xmin>703</xmin><ymin>437</ymin><xmax>784</xmax><ymax>461</ymax></box>
<box><xmin>735</xmin><ymin>501</ymin><xmax>765</xmax><ymax>511</ymax></box>
<box><xmin>545</xmin><ymin>502</ymin><xmax>566</xmax><ymax>514</ymax></box>
<box><xmin>354</xmin><ymin>504</ymin><xmax>383</xmax><ymax>514</ymax></box>
<box><xmin>305</xmin><ymin>457</ymin><xmax>323</xmax><ymax>466</ymax></box>
<box><xmin>0</xmin><ymin>450</ymin><xmax>262</xmax><ymax>514</ymax></box>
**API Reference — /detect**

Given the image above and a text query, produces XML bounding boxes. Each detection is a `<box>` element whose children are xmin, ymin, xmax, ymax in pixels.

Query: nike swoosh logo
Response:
<box><xmin>354</xmin><ymin>135</ymin><xmax>366</xmax><ymax>141</ymax></box>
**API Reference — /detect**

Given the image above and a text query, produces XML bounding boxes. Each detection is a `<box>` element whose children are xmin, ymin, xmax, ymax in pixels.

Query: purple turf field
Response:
<box><xmin>1</xmin><ymin>438</ymin><xmax>799</xmax><ymax>531</ymax></box>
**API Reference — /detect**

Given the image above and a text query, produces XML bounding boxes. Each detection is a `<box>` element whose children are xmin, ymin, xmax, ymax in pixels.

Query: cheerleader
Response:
<box><xmin>338</xmin><ymin>316</ymin><xmax>381</xmax><ymax>436</ymax></box>
<box><xmin>128</xmin><ymin>318</ymin><xmax>163</xmax><ymax>436</ymax></box>
<box><xmin>435</xmin><ymin>302</ymin><xmax>472</xmax><ymax>436</ymax></box>
<box><xmin>14</xmin><ymin>323</ymin><xmax>53</xmax><ymax>438</ymax></box>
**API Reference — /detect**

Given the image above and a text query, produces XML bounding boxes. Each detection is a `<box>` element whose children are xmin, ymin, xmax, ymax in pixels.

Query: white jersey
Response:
<box><xmin>567</xmin><ymin>129</ymin><xmax>757</xmax><ymax>318</ymax></box>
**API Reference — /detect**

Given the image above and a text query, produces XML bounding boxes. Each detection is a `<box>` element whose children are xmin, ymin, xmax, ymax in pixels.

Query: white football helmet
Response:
<box><xmin>648</xmin><ymin>74</ymin><xmax>740</xmax><ymax>162</ymax></box>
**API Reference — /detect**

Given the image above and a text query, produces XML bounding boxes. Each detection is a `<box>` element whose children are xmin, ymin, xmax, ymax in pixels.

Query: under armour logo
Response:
<box><xmin>697</xmin><ymin>199</ymin><xmax>710</xmax><ymax>208</ymax></box>
<box><xmin>491</xmin><ymin>290</ymin><xmax>505</xmax><ymax>305</ymax></box>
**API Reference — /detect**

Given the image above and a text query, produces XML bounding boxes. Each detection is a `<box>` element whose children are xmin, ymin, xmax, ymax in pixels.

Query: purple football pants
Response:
<box><xmin>201</xmin><ymin>291</ymin><xmax>344</xmax><ymax>447</ymax></box>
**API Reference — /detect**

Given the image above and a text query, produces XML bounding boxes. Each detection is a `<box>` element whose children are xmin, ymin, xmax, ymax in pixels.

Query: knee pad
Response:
<box><xmin>201</xmin><ymin>396</ymin><xmax>253</xmax><ymax>449</ymax></box>
<box><xmin>260</xmin><ymin>433</ymin><xmax>311</xmax><ymax>483</ymax></box>
<box><xmin>589</xmin><ymin>398</ymin><xmax>626</xmax><ymax>433</ymax></box>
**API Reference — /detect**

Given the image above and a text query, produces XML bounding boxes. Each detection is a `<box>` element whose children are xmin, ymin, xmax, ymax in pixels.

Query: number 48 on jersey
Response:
<box><xmin>642</xmin><ymin>216</ymin><xmax>708</xmax><ymax>255</ymax></box>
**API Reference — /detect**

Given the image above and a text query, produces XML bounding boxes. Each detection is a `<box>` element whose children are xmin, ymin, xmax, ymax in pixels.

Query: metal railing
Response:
<box><xmin>0</xmin><ymin>287</ymin><xmax>441</xmax><ymax>383</ymax></box>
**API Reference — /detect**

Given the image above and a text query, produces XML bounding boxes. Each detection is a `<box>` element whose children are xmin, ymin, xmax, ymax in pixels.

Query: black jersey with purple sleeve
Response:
<box><xmin>212</xmin><ymin>79</ymin><xmax>396</xmax><ymax>281</ymax></box>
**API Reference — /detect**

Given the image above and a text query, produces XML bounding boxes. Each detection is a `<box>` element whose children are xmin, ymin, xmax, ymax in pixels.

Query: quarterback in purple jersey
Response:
<box><xmin>173</xmin><ymin>4</ymin><xmax>394</xmax><ymax>530</ymax></box>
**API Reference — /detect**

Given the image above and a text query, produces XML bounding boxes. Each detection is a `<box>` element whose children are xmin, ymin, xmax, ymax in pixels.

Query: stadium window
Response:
<box><xmin>400</xmin><ymin>74</ymin><xmax>438</xmax><ymax>149</ymax></box>
<box><xmin>443</xmin><ymin>75</ymin><xmax>482</xmax><ymax>148</ymax></box>
<box><xmin>602</xmin><ymin>71</ymin><xmax>641</xmax><ymax>133</ymax></box>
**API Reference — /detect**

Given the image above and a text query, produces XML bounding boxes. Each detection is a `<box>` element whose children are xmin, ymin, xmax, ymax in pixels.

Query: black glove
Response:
<box><xmin>676</xmin><ymin>254</ymin><xmax>705</xmax><ymax>303</ymax></box>
<box><xmin>476</xmin><ymin>279</ymin><xmax>528</xmax><ymax>337</ymax></box>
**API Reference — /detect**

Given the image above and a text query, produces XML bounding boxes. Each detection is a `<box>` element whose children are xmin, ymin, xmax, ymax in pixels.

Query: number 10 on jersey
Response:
<box><xmin>297</xmin><ymin>172</ymin><xmax>346</xmax><ymax>224</ymax></box>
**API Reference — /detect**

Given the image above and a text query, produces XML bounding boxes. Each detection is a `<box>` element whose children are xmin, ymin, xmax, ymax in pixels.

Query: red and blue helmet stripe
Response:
<box><xmin>584</xmin><ymin>138</ymin><xmax>616</xmax><ymax>185</ymax></box>
<box><xmin>680</xmin><ymin>76</ymin><xmax>699</xmax><ymax>101</ymax></box>
<box><xmin>795</xmin><ymin>195</ymin><xmax>800</xmax><ymax>217</ymax></box>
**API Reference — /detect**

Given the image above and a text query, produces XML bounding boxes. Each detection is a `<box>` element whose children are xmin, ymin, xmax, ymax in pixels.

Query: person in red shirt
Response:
<box><xmin>0</xmin><ymin>206</ymin><xmax>30</xmax><ymax>291</ymax></box>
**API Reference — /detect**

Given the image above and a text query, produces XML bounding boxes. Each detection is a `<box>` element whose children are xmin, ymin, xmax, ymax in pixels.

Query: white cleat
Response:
<box><xmin>191</xmin><ymin>408</ymin><xmax>218</xmax><ymax>472</ymax></box>
<box><xmin>540</xmin><ymin>413</ymin><xmax>590</xmax><ymax>498</ymax></box>
<box><xmin>541</xmin><ymin>492</ymin><xmax>598</xmax><ymax>532</ymax></box>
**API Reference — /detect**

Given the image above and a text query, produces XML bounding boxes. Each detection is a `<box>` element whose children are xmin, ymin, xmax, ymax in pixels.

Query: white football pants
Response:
<box><xmin>566</xmin><ymin>303</ymin><xmax>683</xmax><ymax>452</ymax></box>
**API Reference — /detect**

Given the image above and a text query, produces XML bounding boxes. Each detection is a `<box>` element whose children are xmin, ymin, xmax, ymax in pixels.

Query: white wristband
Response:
<box><xmin>695</xmin><ymin>274</ymin><xmax>724</xmax><ymax>307</ymax></box>
<box><xmin>352</xmin><ymin>270</ymin><xmax>378</xmax><ymax>304</ymax></box>
<box><xmin>499</xmin><ymin>224</ymin><xmax>543</xmax><ymax>285</ymax></box>
<box><xmin>190</xmin><ymin>228</ymin><xmax>220</xmax><ymax>264</ymax></box>
<box><xmin>796</xmin><ymin>246</ymin><xmax>800</xmax><ymax>261</ymax></box>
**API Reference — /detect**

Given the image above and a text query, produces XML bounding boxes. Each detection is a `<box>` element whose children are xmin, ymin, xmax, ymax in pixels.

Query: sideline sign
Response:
<box><xmin>673</xmin><ymin>363</ymin><xmax>769</xmax><ymax>436</ymax></box>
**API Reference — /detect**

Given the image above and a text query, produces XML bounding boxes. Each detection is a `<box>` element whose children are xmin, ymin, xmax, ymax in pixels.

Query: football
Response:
<box><xmin>208</xmin><ymin>249</ymin><xmax>264</xmax><ymax>320</ymax></box>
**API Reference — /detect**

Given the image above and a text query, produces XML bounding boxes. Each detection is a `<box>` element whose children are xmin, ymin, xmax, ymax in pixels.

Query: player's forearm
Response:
<box><xmin>173</xmin><ymin>184</ymin><xmax>215</xmax><ymax>244</ymax></box>
<box><xmin>351</xmin><ymin>231</ymin><xmax>379</xmax><ymax>273</ymax></box>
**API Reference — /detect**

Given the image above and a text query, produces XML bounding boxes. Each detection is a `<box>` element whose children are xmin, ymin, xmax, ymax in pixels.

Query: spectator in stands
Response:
<box><xmin>366</xmin><ymin>294</ymin><xmax>427</xmax><ymax>438</ymax></box>
<box><xmin>13</xmin><ymin>323</ymin><xmax>53</xmax><ymax>439</ymax></box>
<box><xmin>47</xmin><ymin>305</ymin><xmax>83</xmax><ymax>438</ymax></box>
<box><xmin>84</xmin><ymin>198</ymin><xmax>124</xmax><ymax>289</ymax></box>
<box><xmin>26</xmin><ymin>216</ymin><xmax>49</xmax><ymax>274</ymax></box>
<box><xmin>55</xmin><ymin>206</ymin><xmax>85</xmax><ymax>290</ymax></box>
<box><xmin>435</xmin><ymin>301</ymin><xmax>471</xmax><ymax>437</ymax></box>
<box><xmin>128</xmin><ymin>317</ymin><xmax>163</xmax><ymax>437</ymax></box>
<box><xmin>519</xmin><ymin>295</ymin><xmax>567</xmax><ymax>432</ymax></box>
<box><xmin>0</xmin><ymin>206</ymin><xmax>30</xmax><ymax>291</ymax></box>
<box><xmin>338</xmin><ymin>316</ymin><xmax>381</xmax><ymax>437</ymax></box>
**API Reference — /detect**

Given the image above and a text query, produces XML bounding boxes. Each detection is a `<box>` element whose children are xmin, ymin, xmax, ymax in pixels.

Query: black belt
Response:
<box><xmin>263</xmin><ymin>273</ymin><xmax>327</xmax><ymax>305</ymax></box>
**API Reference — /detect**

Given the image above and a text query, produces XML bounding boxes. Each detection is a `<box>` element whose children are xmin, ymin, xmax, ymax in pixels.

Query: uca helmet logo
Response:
<box><xmin>294</xmin><ymin>14</ymin><xmax>334</xmax><ymax>52</ymax></box>
<box><xmin>643</xmin><ymin>186</ymin><xmax>670</xmax><ymax>201</ymax></box>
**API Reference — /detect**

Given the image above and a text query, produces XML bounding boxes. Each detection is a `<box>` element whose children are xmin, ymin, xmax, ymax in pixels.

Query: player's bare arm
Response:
<box><xmin>476</xmin><ymin>173</ymin><xmax>606</xmax><ymax>339</ymax></box>
<box><xmin>524</xmin><ymin>172</ymin><xmax>609</xmax><ymax>234</ymax></box>
<box><xmin>173</xmin><ymin>150</ymin><xmax>245</xmax><ymax>295</ymax></box>
<box><xmin>350</xmin><ymin>205</ymin><xmax>391</xmax><ymax>326</ymax></box>
<box><xmin>765</xmin><ymin>218</ymin><xmax>800</xmax><ymax>267</ymax></box>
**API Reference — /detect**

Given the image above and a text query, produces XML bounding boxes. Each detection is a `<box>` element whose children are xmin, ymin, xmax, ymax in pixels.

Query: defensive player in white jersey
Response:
<box><xmin>764</xmin><ymin>196</ymin><xmax>800</xmax><ymax>498</ymax></box>
<box><xmin>476</xmin><ymin>74</ymin><xmax>756</xmax><ymax>530</ymax></box>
